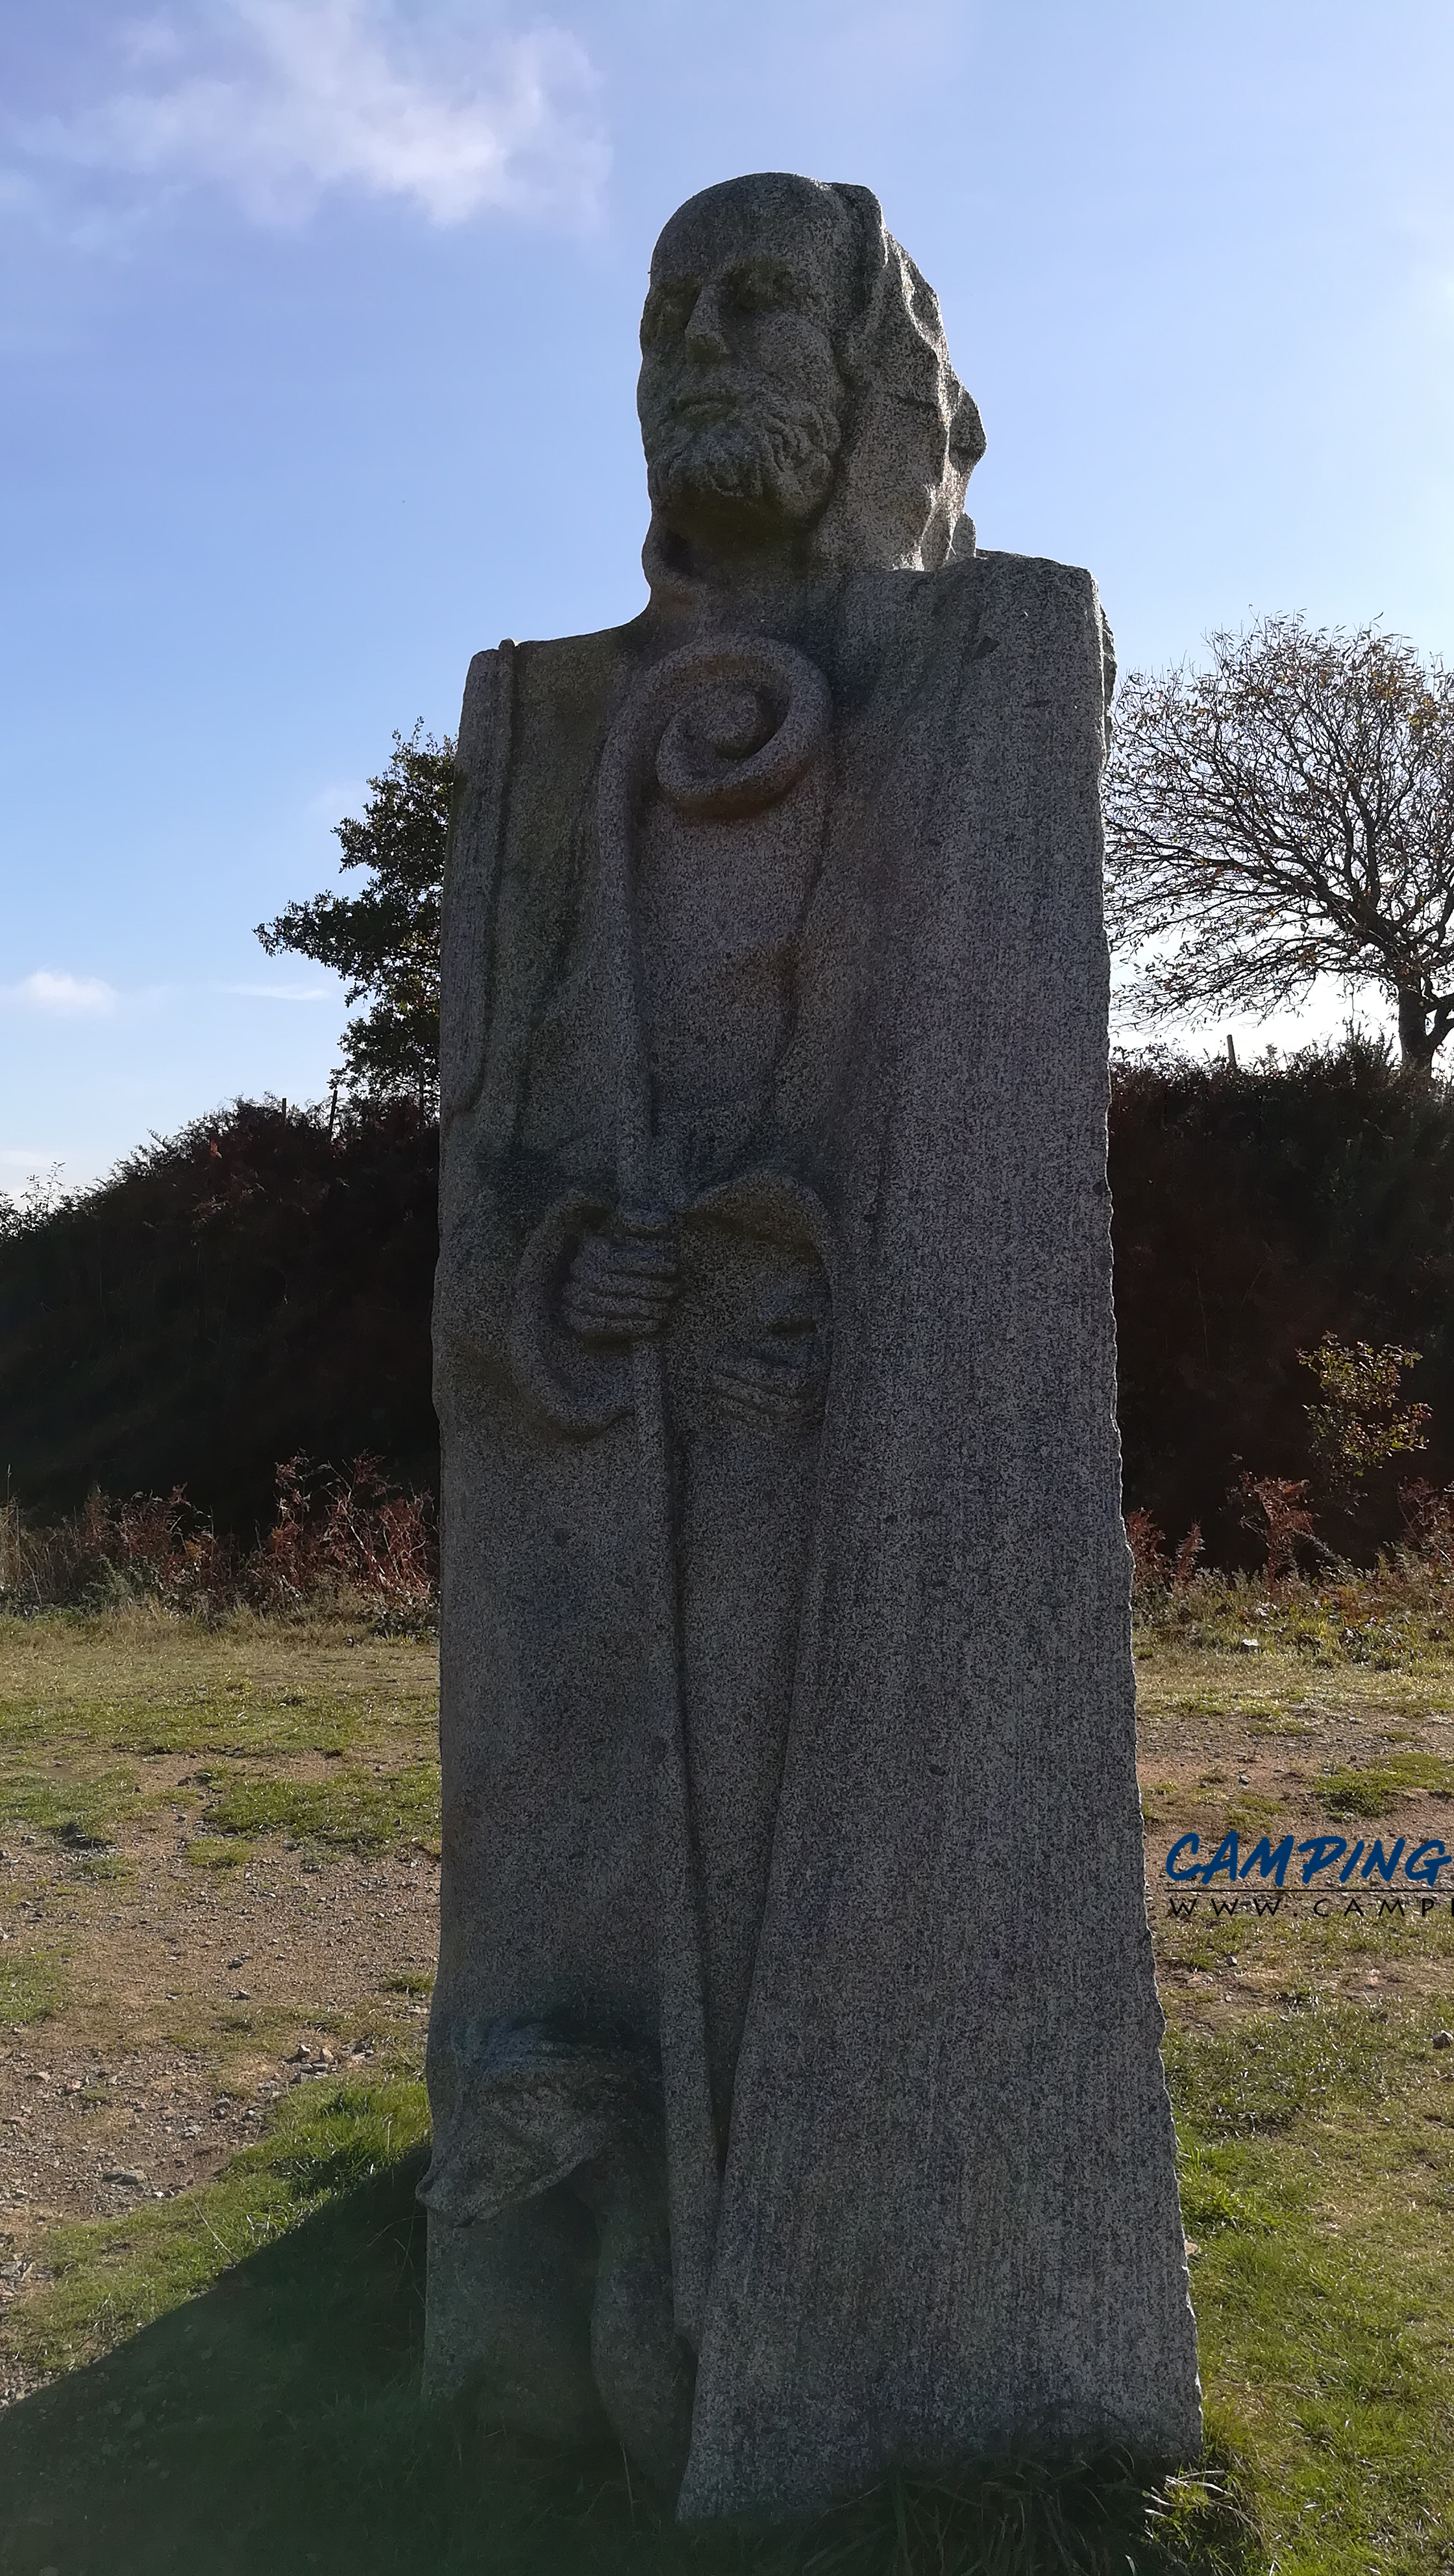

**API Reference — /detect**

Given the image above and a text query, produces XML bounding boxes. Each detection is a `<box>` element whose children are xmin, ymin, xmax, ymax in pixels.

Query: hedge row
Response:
<box><xmin>3</xmin><ymin>1040</ymin><xmax>1451</xmax><ymax>1559</ymax></box>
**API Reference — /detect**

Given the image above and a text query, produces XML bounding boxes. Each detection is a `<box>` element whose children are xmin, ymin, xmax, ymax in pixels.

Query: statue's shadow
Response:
<box><xmin>0</xmin><ymin>2155</ymin><xmax>1256</xmax><ymax>2575</ymax></box>
<box><xmin>0</xmin><ymin>2151</ymin><xmax>692</xmax><ymax>2576</ymax></box>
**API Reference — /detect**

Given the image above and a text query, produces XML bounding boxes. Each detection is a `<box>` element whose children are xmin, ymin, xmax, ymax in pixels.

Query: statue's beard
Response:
<box><xmin>645</xmin><ymin>393</ymin><xmax>844</xmax><ymax>534</ymax></box>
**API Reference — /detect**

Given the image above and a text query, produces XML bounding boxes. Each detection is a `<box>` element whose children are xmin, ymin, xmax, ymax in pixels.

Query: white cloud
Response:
<box><xmin>16</xmin><ymin>1</ymin><xmax>608</xmax><ymax>230</ymax></box>
<box><xmin>220</xmin><ymin>980</ymin><xmax>334</xmax><ymax>1000</ymax></box>
<box><xmin>7</xmin><ymin>971</ymin><xmax>119</xmax><ymax>1015</ymax></box>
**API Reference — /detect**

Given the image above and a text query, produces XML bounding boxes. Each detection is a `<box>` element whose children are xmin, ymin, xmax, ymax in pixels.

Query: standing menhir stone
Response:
<box><xmin>424</xmin><ymin>169</ymin><xmax>1201</xmax><ymax>2519</ymax></box>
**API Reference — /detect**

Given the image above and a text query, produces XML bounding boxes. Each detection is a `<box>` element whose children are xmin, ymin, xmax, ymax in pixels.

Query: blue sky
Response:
<box><xmin>3</xmin><ymin>0</ymin><xmax>1452</xmax><ymax>1191</ymax></box>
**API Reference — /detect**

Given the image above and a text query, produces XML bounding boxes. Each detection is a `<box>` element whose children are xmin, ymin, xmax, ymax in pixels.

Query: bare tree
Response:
<box><xmin>1105</xmin><ymin>616</ymin><xmax>1454</xmax><ymax>1071</ymax></box>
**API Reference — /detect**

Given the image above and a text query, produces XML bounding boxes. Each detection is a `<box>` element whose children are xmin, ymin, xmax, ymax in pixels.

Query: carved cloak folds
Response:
<box><xmin>427</xmin><ymin>545</ymin><xmax>1201</xmax><ymax>2517</ymax></box>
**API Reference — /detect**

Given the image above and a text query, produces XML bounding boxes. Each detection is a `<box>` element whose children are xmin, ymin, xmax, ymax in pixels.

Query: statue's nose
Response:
<box><xmin>684</xmin><ymin>280</ymin><xmax>730</xmax><ymax>363</ymax></box>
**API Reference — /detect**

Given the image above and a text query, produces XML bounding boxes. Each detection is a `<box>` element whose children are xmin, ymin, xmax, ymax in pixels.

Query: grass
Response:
<box><xmin>1164</xmin><ymin>2003</ymin><xmax>1454</xmax><ymax>2571</ymax></box>
<box><xmin>0</xmin><ymin>2101</ymin><xmax>1253</xmax><ymax>2576</ymax></box>
<box><xmin>182</xmin><ymin>1834</ymin><xmax>258</xmax><ymax>1871</ymax></box>
<box><xmin>0</xmin><ymin>1764</ymin><xmax>132</xmax><ymax>1849</ymax></box>
<box><xmin>0</xmin><ymin>1753</ymin><xmax>438</xmax><ymax>1864</ymax></box>
<box><xmin>1131</xmin><ymin>1561</ymin><xmax>1454</xmax><ymax>1685</ymax></box>
<box><xmin>5</xmin><ymin>1598</ymin><xmax>1454</xmax><ymax>2570</ymax></box>
<box><xmin>0</xmin><ymin>1947</ymin><xmax>65</xmax><ymax>2026</ymax></box>
<box><xmin>197</xmin><ymin>1759</ymin><xmax>440</xmax><ymax>1853</ymax></box>
<box><xmin>5</xmin><ymin>2078</ymin><xmax>433</xmax><ymax>2384</ymax></box>
<box><xmin>1162</xmin><ymin>1991</ymin><xmax>1431</xmax><ymax>2136</ymax></box>
<box><xmin>1316</xmin><ymin>1746</ymin><xmax>1454</xmax><ymax>1818</ymax></box>
<box><xmin>0</xmin><ymin>1603</ymin><xmax>441</xmax><ymax>1861</ymax></box>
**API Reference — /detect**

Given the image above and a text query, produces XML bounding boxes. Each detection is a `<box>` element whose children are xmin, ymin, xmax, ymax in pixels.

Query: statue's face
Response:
<box><xmin>638</xmin><ymin>181</ymin><xmax>855</xmax><ymax>547</ymax></box>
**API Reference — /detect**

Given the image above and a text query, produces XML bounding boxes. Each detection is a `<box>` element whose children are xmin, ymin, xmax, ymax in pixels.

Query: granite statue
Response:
<box><xmin>423</xmin><ymin>169</ymin><xmax>1201</xmax><ymax>2521</ymax></box>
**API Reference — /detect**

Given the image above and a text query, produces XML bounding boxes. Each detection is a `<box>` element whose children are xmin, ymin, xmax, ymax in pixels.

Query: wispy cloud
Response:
<box><xmin>219</xmin><ymin>980</ymin><xmax>334</xmax><ymax>1000</ymax></box>
<box><xmin>6</xmin><ymin>970</ymin><xmax>119</xmax><ymax>1015</ymax></box>
<box><xmin>12</xmin><ymin>1</ymin><xmax>608</xmax><ymax>231</ymax></box>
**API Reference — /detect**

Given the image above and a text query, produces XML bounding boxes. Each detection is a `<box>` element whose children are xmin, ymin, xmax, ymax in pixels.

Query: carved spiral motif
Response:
<box><xmin>594</xmin><ymin>630</ymin><xmax>832</xmax><ymax>1211</ymax></box>
<box><xmin>634</xmin><ymin>636</ymin><xmax>831</xmax><ymax>819</ymax></box>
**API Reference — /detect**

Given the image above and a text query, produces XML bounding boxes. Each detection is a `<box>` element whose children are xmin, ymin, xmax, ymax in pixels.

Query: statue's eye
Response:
<box><xmin>725</xmin><ymin>262</ymin><xmax>796</xmax><ymax>318</ymax></box>
<box><xmin>641</xmin><ymin>280</ymin><xmax>698</xmax><ymax>349</ymax></box>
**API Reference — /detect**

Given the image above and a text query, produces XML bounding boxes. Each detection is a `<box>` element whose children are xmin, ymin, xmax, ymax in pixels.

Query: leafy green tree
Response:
<box><xmin>256</xmin><ymin>724</ymin><xmax>454</xmax><ymax>1108</ymax></box>
<box><xmin>1105</xmin><ymin>617</ymin><xmax>1454</xmax><ymax>1072</ymax></box>
<box><xmin>1300</xmin><ymin>1332</ymin><xmax>1429</xmax><ymax>1501</ymax></box>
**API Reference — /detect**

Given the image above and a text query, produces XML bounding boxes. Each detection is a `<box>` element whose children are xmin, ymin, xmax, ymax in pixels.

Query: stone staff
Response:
<box><xmin>590</xmin><ymin>635</ymin><xmax>833</xmax><ymax>2347</ymax></box>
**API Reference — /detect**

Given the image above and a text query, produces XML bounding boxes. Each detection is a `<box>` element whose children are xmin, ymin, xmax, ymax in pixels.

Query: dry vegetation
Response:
<box><xmin>0</xmin><ymin>1455</ymin><xmax>436</xmax><ymax>1626</ymax></box>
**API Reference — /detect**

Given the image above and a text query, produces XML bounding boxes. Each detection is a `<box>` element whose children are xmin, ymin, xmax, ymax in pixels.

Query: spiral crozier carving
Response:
<box><xmin>645</xmin><ymin>638</ymin><xmax>831</xmax><ymax>821</ymax></box>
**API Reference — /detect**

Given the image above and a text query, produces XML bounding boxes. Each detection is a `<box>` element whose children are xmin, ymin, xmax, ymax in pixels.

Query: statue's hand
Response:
<box><xmin>711</xmin><ymin>1270</ymin><xmax>829</xmax><ymax>1426</ymax></box>
<box><xmin>712</xmin><ymin>1341</ymin><xmax>826</xmax><ymax>1426</ymax></box>
<box><xmin>561</xmin><ymin>1223</ymin><xmax>679</xmax><ymax>1347</ymax></box>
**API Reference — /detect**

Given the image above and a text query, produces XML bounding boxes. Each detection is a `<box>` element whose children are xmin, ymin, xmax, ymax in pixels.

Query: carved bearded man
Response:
<box><xmin>423</xmin><ymin>173</ymin><xmax>1201</xmax><ymax>2521</ymax></box>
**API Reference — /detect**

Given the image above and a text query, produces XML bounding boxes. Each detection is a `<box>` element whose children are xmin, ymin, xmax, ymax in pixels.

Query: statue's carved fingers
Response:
<box><xmin>711</xmin><ymin>1339</ymin><xmax>826</xmax><ymax>1427</ymax></box>
<box><xmin>561</xmin><ymin>1230</ymin><xmax>680</xmax><ymax>1344</ymax></box>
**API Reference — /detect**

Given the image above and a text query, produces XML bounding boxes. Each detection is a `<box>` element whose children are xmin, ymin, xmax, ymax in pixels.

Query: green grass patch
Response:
<box><xmin>0</xmin><ymin>1609</ymin><xmax>438</xmax><ymax>1774</ymax></box>
<box><xmin>75</xmin><ymin>1848</ymin><xmax>134</xmax><ymax>1882</ymax></box>
<box><xmin>1316</xmin><ymin>1746</ymin><xmax>1454</xmax><ymax>1818</ymax></box>
<box><xmin>1</xmin><ymin>1749</ymin><xmax>443</xmax><ymax>1863</ymax></box>
<box><xmin>0</xmin><ymin>1761</ymin><xmax>132</xmax><ymax>1848</ymax></box>
<box><xmin>199</xmin><ymin>1761</ymin><xmax>439</xmax><ymax>1854</ymax></box>
<box><xmin>104</xmin><ymin>1691</ymin><xmax>415</xmax><ymax>1761</ymax></box>
<box><xmin>1216</xmin><ymin>1796</ymin><xmax>1286</xmax><ymax>1833</ymax></box>
<box><xmin>1187</xmin><ymin>2168</ymin><xmax>1446</xmax><ymax>2573</ymax></box>
<box><xmin>1155</xmin><ymin>1914</ymin><xmax>1247</xmax><ymax>1975</ymax></box>
<box><xmin>1133</xmin><ymin>1565</ymin><xmax>1454</xmax><ymax>1680</ymax></box>
<box><xmin>0</xmin><ymin>1618</ymin><xmax>441</xmax><ymax>1883</ymax></box>
<box><xmin>1163</xmin><ymin>2000</ymin><xmax>1454</xmax><ymax>2571</ymax></box>
<box><xmin>1164</xmin><ymin>1995</ymin><xmax>1417</xmax><ymax>2136</ymax></box>
<box><xmin>0</xmin><ymin>1944</ymin><xmax>66</xmax><ymax>2025</ymax></box>
<box><xmin>183</xmin><ymin>1834</ymin><xmax>255</xmax><ymax>1870</ymax></box>
<box><xmin>1287</xmin><ymin>1903</ymin><xmax>1454</xmax><ymax>1968</ymax></box>
<box><xmin>0</xmin><ymin>1688</ymin><xmax>428</xmax><ymax>1763</ymax></box>
<box><xmin>1176</xmin><ymin>2147</ymin><xmax>1274</xmax><ymax>2245</ymax></box>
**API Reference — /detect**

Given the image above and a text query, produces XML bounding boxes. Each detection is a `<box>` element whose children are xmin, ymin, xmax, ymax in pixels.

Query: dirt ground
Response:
<box><xmin>1136</xmin><ymin>1650</ymin><xmax>1454</xmax><ymax>2024</ymax></box>
<box><xmin>0</xmin><ymin>1612</ymin><xmax>441</xmax><ymax>2401</ymax></box>
<box><xmin>0</xmin><ymin>1818</ymin><xmax>438</xmax><ymax>2402</ymax></box>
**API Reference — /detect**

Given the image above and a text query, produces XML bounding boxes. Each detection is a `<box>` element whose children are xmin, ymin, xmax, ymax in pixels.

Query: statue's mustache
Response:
<box><xmin>656</xmin><ymin>371</ymin><xmax>765</xmax><ymax>421</ymax></box>
<box><xmin>644</xmin><ymin>358</ymin><xmax>844</xmax><ymax>437</ymax></box>
<box><xmin>645</xmin><ymin>388</ymin><xmax>843</xmax><ymax>473</ymax></box>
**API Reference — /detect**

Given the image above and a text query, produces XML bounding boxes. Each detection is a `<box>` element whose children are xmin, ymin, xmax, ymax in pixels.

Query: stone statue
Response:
<box><xmin>423</xmin><ymin>169</ymin><xmax>1201</xmax><ymax>2521</ymax></box>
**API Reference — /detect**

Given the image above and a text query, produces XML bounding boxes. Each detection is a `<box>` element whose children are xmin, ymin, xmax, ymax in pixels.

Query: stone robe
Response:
<box><xmin>425</xmin><ymin>541</ymin><xmax>1202</xmax><ymax>2517</ymax></box>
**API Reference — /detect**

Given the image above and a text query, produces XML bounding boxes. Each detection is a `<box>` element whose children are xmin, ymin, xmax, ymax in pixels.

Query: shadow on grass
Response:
<box><xmin>0</xmin><ymin>2151</ymin><xmax>1259</xmax><ymax>2576</ymax></box>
